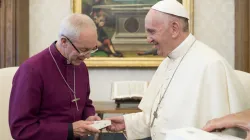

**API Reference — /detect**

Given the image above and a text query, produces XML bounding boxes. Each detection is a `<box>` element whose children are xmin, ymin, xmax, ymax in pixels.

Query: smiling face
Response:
<box><xmin>145</xmin><ymin>9</ymin><xmax>179</xmax><ymax>57</ymax></box>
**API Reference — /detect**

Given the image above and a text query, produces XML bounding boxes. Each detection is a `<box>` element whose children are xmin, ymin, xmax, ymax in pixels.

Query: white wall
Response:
<box><xmin>88</xmin><ymin>68</ymin><xmax>155</xmax><ymax>101</ymax></box>
<box><xmin>29</xmin><ymin>0</ymin><xmax>72</xmax><ymax>55</ymax></box>
<box><xmin>194</xmin><ymin>0</ymin><xmax>235</xmax><ymax>66</ymax></box>
<box><xmin>29</xmin><ymin>0</ymin><xmax>235</xmax><ymax>101</ymax></box>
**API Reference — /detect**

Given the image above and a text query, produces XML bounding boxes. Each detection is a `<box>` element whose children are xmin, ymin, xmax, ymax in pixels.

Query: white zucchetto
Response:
<box><xmin>152</xmin><ymin>0</ymin><xmax>189</xmax><ymax>19</ymax></box>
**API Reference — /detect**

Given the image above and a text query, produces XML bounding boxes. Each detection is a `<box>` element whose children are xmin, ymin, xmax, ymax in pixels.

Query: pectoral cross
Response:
<box><xmin>72</xmin><ymin>94</ymin><xmax>80</xmax><ymax>111</ymax></box>
<box><xmin>150</xmin><ymin>110</ymin><xmax>158</xmax><ymax>128</ymax></box>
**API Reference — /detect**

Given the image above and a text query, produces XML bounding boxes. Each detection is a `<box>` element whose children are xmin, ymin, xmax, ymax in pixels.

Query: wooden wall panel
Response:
<box><xmin>0</xmin><ymin>0</ymin><xmax>29</xmax><ymax>68</ymax></box>
<box><xmin>5</xmin><ymin>0</ymin><xmax>16</xmax><ymax>67</ymax></box>
<box><xmin>249</xmin><ymin>0</ymin><xmax>250</xmax><ymax>70</ymax></box>
<box><xmin>0</xmin><ymin>0</ymin><xmax>6</xmax><ymax>68</ymax></box>
<box><xmin>16</xmin><ymin>0</ymin><xmax>29</xmax><ymax>65</ymax></box>
<box><xmin>235</xmin><ymin>0</ymin><xmax>250</xmax><ymax>72</ymax></box>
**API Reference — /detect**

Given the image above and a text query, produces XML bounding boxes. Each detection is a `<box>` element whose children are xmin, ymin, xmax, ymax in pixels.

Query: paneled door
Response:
<box><xmin>0</xmin><ymin>0</ymin><xmax>29</xmax><ymax>68</ymax></box>
<box><xmin>235</xmin><ymin>0</ymin><xmax>250</xmax><ymax>72</ymax></box>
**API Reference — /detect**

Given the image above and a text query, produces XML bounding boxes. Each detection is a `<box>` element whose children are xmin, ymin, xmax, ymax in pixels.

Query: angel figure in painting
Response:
<box><xmin>90</xmin><ymin>2</ymin><xmax>123</xmax><ymax>57</ymax></box>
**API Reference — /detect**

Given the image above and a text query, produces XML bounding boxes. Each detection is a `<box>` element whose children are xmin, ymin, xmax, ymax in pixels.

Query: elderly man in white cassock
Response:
<box><xmin>106</xmin><ymin>0</ymin><xmax>250</xmax><ymax>139</ymax></box>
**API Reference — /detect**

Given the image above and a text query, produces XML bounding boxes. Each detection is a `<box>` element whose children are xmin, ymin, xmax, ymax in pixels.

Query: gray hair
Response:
<box><xmin>179</xmin><ymin>17</ymin><xmax>189</xmax><ymax>32</ymax></box>
<box><xmin>58</xmin><ymin>13</ymin><xmax>96</xmax><ymax>41</ymax></box>
<box><xmin>166</xmin><ymin>14</ymin><xmax>189</xmax><ymax>32</ymax></box>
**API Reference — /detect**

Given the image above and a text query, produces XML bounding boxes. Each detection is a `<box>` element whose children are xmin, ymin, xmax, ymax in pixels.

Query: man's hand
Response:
<box><xmin>72</xmin><ymin>120</ymin><xmax>100</xmax><ymax>137</ymax></box>
<box><xmin>202</xmin><ymin>110</ymin><xmax>250</xmax><ymax>139</ymax></box>
<box><xmin>86</xmin><ymin>115</ymin><xmax>101</xmax><ymax>121</ymax></box>
<box><xmin>105</xmin><ymin>116</ymin><xmax>126</xmax><ymax>132</ymax></box>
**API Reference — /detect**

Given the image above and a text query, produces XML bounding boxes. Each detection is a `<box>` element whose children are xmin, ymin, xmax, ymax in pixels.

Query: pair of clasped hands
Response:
<box><xmin>72</xmin><ymin>115</ymin><xmax>124</xmax><ymax>138</ymax></box>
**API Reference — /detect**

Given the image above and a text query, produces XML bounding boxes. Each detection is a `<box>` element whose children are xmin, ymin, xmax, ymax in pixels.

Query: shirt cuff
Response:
<box><xmin>67</xmin><ymin>123</ymin><xmax>74</xmax><ymax>140</ymax></box>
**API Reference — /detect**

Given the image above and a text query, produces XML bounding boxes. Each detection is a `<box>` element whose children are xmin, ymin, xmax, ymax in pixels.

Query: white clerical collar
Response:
<box><xmin>168</xmin><ymin>34</ymin><xmax>196</xmax><ymax>60</ymax></box>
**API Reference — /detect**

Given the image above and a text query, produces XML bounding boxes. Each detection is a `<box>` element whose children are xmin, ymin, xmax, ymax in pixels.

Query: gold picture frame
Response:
<box><xmin>71</xmin><ymin>0</ymin><xmax>194</xmax><ymax>68</ymax></box>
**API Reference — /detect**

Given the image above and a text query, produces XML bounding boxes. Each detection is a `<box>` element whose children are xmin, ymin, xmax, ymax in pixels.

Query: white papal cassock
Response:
<box><xmin>123</xmin><ymin>34</ymin><xmax>250</xmax><ymax>140</ymax></box>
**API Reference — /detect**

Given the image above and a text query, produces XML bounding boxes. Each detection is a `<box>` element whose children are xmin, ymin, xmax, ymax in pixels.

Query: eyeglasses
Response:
<box><xmin>61</xmin><ymin>35</ymin><xmax>98</xmax><ymax>55</ymax></box>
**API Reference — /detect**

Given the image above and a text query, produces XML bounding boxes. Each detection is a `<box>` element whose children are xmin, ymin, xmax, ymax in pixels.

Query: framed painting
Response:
<box><xmin>71</xmin><ymin>0</ymin><xmax>194</xmax><ymax>67</ymax></box>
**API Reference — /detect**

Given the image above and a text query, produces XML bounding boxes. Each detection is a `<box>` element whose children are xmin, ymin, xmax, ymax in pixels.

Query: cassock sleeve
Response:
<box><xmin>123</xmin><ymin>112</ymin><xmax>151</xmax><ymax>139</ymax></box>
<box><xmin>199</xmin><ymin>60</ymin><xmax>230</xmax><ymax>122</ymax></box>
<box><xmin>82</xmin><ymin>67</ymin><xmax>95</xmax><ymax>120</ymax></box>
<box><xmin>9</xmin><ymin>64</ymin><xmax>69</xmax><ymax>140</ymax></box>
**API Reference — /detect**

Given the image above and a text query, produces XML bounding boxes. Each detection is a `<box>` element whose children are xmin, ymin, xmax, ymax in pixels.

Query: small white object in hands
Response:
<box><xmin>162</xmin><ymin>127</ymin><xmax>243</xmax><ymax>140</ymax></box>
<box><xmin>89</xmin><ymin>120</ymin><xmax>111</xmax><ymax>130</ymax></box>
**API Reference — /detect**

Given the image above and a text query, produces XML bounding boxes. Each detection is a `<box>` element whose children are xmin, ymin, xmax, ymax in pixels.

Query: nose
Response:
<box><xmin>147</xmin><ymin>36</ymin><xmax>153</xmax><ymax>44</ymax></box>
<box><xmin>78</xmin><ymin>52</ymin><xmax>90</xmax><ymax>59</ymax></box>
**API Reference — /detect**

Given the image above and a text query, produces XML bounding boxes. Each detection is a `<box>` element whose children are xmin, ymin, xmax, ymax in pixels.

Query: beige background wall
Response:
<box><xmin>29</xmin><ymin>0</ymin><xmax>235</xmax><ymax>101</ymax></box>
<box><xmin>194</xmin><ymin>0</ymin><xmax>235</xmax><ymax>66</ymax></box>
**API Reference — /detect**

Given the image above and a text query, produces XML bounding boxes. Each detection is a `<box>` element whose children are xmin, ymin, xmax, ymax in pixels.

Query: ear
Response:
<box><xmin>60</xmin><ymin>38</ymin><xmax>67</xmax><ymax>48</ymax></box>
<box><xmin>171</xmin><ymin>21</ymin><xmax>180</xmax><ymax>38</ymax></box>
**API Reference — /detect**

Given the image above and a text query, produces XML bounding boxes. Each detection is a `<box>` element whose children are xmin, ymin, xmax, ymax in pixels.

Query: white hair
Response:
<box><xmin>58</xmin><ymin>13</ymin><xmax>96</xmax><ymax>41</ymax></box>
